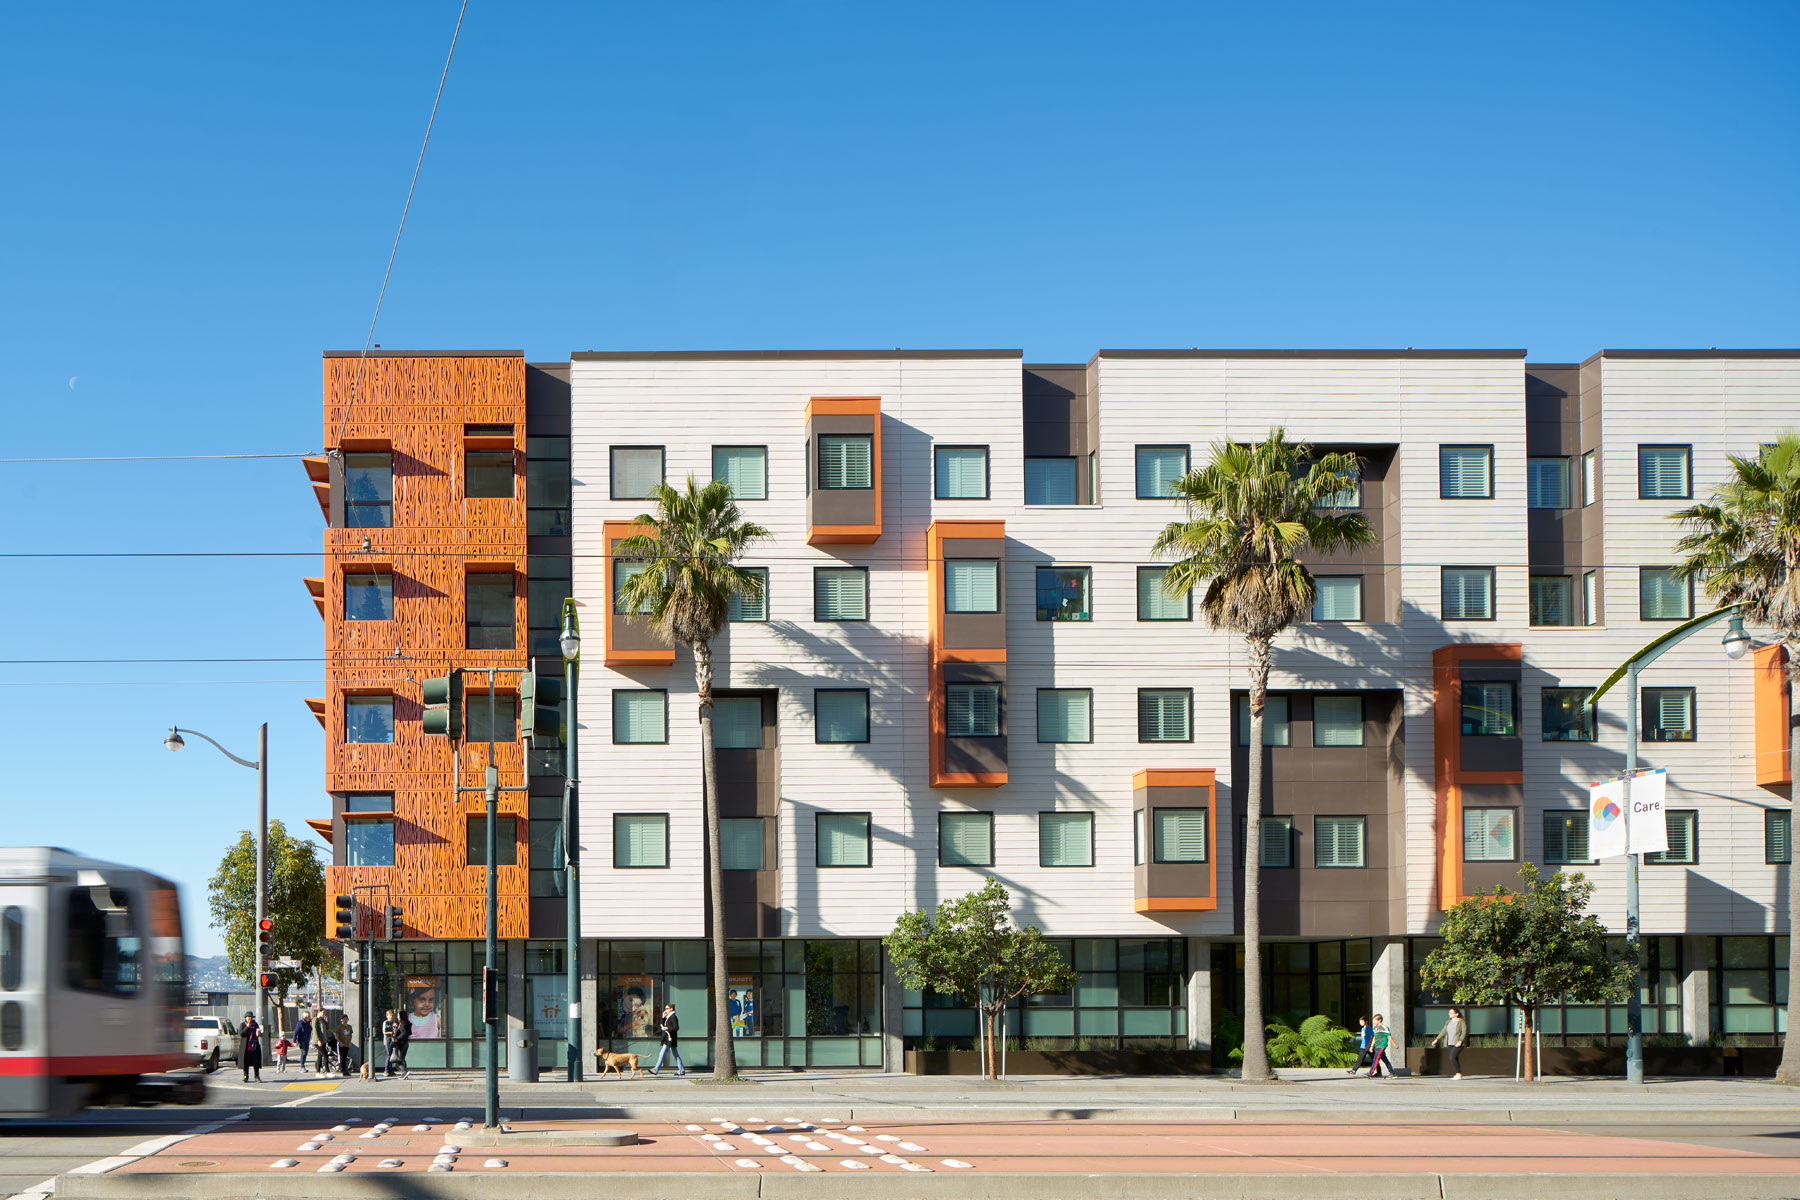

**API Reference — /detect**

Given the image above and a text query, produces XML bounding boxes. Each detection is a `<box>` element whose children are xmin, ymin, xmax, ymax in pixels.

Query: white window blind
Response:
<box><xmin>1647</xmin><ymin>811</ymin><xmax>1697</xmax><ymax>864</ymax></box>
<box><xmin>1527</xmin><ymin>457</ymin><xmax>1568</xmax><ymax>508</ymax></box>
<box><xmin>1135</xmin><ymin>446</ymin><xmax>1188</xmax><ymax>498</ymax></box>
<box><xmin>1638</xmin><ymin>445</ymin><xmax>1690</xmax><ymax>498</ymax></box>
<box><xmin>1463</xmin><ymin>808</ymin><xmax>1515</xmax><ymax>862</ymax></box>
<box><xmin>614</xmin><ymin>814</ymin><xmax>668</xmax><ymax>868</ymax></box>
<box><xmin>1530</xmin><ymin>576</ymin><xmax>1572</xmax><ymax>626</ymax></box>
<box><xmin>816</xmin><ymin>813</ymin><xmax>870</xmax><ymax>867</ymax></box>
<box><xmin>815</xmin><ymin>568</ymin><xmax>868</xmax><ymax>620</ymax></box>
<box><xmin>1137</xmin><ymin>566</ymin><xmax>1188</xmax><ymax>620</ymax></box>
<box><xmin>1767</xmin><ymin>811</ymin><xmax>1791</xmax><ymax>865</ymax></box>
<box><xmin>610</xmin><ymin>447</ymin><xmax>663</xmax><ymax>500</ymax></box>
<box><xmin>1442</xmin><ymin>567</ymin><xmax>1495</xmax><ymax>619</ymax></box>
<box><xmin>935</xmin><ymin>446</ymin><xmax>988</xmax><ymax>499</ymax></box>
<box><xmin>1582</xmin><ymin>451</ymin><xmax>1596</xmax><ymax>505</ymax></box>
<box><xmin>614</xmin><ymin>560</ymin><xmax>653</xmax><ymax>614</ymax></box>
<box><xmin>711</xmin><ymin>696</ymin><xmax>763</xmax><ymax>748</ymax></box>
<box><xmin>1640</xmin><ymin>568</ymin><xmax>1691</xmax><ymax>620</ymax></box>
<box><xmin>945</xmin><ymin>560</ymin><xmax>999</xmax><ymax>612</ymax></box>
<box><xmin>1584</xmin><ymin>570</ymin><xmax>1598</xmax><ymax>625</ymax></box>
<box><xmin>1139</xmin><ymin>690</ymin><xmax>1191</xmax><ymax>742</ymax></box>
<box><xmin>1039</xmin><ymin>813</ymin><xmax>1093</xmax><ymax>867</ymax></box>
<box><xmin>818</xmin><ymin>435</ymin><xmax>873</xmax><ymax>489</ymax></box>
<box><xmin>1036</xmin><ymin>689</ymin><xmax>1091</xmax><ymax>743</ymax></box>
<box><xmin>1154</xmin><ymin>809</ymin><xmax>1208</xmax><ymax>863</ymax></box>
<box><xmin>1133</xmin><ymin>809</ymin><xmax>1145</xmax><ymax>865</ymax></box>
<box><xmin>815</xmin><ymin>689</ymin><xmax>869</xmax><ymax>743</ymax></box>
<box><xmin>711</xmin><ymin>445</ymin><xmax>767</xmax><ymax>500</ymax></box>
<box><xmin>939</xmin><ymin>813</ymin><xmax>993</xmax><ymax>867</ymax></box>
<box><xmin>1255</xmin><ymin>817</ymin><xmax>1292</xmax><ymax>867</ymax></box>
<box><xmin>1542</xmin><ymin>811</ymin><xmax>1589</xmax><ymax>864</ymax></box>
<box><xmin>1236</xmin><ymin>695</ymin><xmax>1290</xmax><ymax>746</ymax></box>
<box><xmin>720</xmin><ymin>818</ymin><xmax>765</xmax><ymax>870</ymax></box>
<box><xmin>613</xmin><ymin>690</ymin><xmax>666</xmax><ymax>744</ymax></box>
<box><xmin>1440</xmin><ymin>445</ymin><xmax>1492</xmax><ymax>497</ymax></box>
<box><xmin>1312</xmin><ymin>695</ymin><xmax>1364</xmax><ymax>746</ymax></box>
<box><xmin>1461</xmin><ymin>681</ymin><xmax>1516</xmax><ymax>735</ymax></box>
<box><xmin>1024</xmin><ymin>457</ymin><xmax>1077</xmax><ymax>505</ymax></box>
<box><xmin>727</xmin><ymin>568</ymin><xmax>767</xmax><ymax>621</ymax></box>
<box><xmin>1646</xmin><ymin>688</ymin><xmax>1694</xmax><ymax>740</ymax></box>
<box><xmin>1314</xmin><ymin>816</ymin><xmax>1365</xmax><ymax>867</ymax></box>
<box><xmin>946</xmin><ymin>683</ymin><xmax>1001</xmax><ymax>737</ymax></box>
<box><xmin>1312</xmin><ymin>575</ymin><xmax>1362</xmax><ymax>622</ymax></box>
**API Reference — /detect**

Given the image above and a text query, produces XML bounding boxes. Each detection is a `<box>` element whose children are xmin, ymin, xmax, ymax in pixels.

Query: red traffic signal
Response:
<box><xmin>257</xmin><ymin>916</ymin><xmax>275</xmax><ymax>951</ymax></box>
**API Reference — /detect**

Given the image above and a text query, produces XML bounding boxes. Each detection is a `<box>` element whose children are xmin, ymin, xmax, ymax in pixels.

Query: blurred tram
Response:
<box><xmin>0</xmin><ymin>847</ymin><xmax>204</xmax><ymax>1116</ymax></box>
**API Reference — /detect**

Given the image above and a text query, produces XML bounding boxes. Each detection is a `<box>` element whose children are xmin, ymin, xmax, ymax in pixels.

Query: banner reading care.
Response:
<box><xmin>1588</xmin><ymin>769</ymin><xmax>1670</xmax><ymax>858</ymax></box>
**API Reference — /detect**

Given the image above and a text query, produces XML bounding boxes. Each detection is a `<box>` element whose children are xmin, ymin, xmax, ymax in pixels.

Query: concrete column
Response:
<box><xmin>581</xmin><ymin>940</ymin><xmax>601</xmax><ymax>1072</ymax></box>
<box><xmin>1370</xmin><ymin>937</ymin><xmax>1408</xmax><ymax>1072</ymax></box>
<box><xmin>506</xmin><ymin>939</ymin><xmax>527</xmax><ymax>1071</ymax></box>
<box><xmin>1681</xmin><ymin>934</ymin><xmax>1711</xmax><ymax>1046</ymax></box>
<box><xmin>881</xmin><ymin>954</ymin><xmax>905</xmax><ymax>1072</ymax></box>
<box><xmin>1186</xmin><ymin>937</ymin><xmax>1212</xmax><ymax>1054</ymax></box>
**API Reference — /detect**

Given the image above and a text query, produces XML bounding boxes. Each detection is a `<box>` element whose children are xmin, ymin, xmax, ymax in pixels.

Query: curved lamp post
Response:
<box><xmin>166</xmin><ymin>723</ymin><xmax>269</xmax><ymax>1035</ymax></box>
<box><xmin>1587</xmin><ymin>606</ymin><xmax>1749</xmax><ymax>1085</ymax></box>
<box><xmin>559</xmin><ymin>599</ymin><xmax>582</xmax><ymax>1081</ymax></box>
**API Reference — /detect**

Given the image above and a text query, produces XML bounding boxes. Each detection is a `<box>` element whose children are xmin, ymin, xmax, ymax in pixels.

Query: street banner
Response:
<box><xmin>1588</xmin><ymin>777</ymin><xmax>1628</xmax><ymax>859</ymax></box>
<box><xmin>1626</xmin><ymin>768</ymin><xmax>1670</xmax><ymax>856</ymax></box>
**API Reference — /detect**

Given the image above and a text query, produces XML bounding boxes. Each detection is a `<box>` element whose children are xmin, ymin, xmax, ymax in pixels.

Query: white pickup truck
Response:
<box><xmin>184</xmin><ymin>1016</ymin><xmax>240</xmax><ymax>1072</ymax></box>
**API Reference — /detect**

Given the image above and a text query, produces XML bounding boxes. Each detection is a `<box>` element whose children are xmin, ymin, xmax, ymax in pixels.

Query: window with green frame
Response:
<box><xmin>1542</xmin><ymin>810</ymin><xmax>1589</xmax><ymax>864</ymax></box>
<box><xmin>1137</xmin><ymin>566</ymin><xmax>1189</xmax><ymax>620</ymax></box>
<box><xmin>720</xmin><ymin>818</ymin><xmax>765</xmax><ymax>871</ymax></box>
<box><xmin>1153</xmin><ymin>808</ymin><xmax>1207</xmax><ymax>863</ymax></box>
<box><xmin>1039</xmin><ymin>813</ymin><xmax>1093</xmax><ymax>867</ymax></box>
<box><xmin>1036</xmin><ymin>688</ymin><xmax>1091</xmax><ymax>743</ymax></box>
<box><xmin>1139</xmin><ymin>689</ymin><xmax>1192</xmax><ymax>742</ymax></box>
<box><xmin>1238</xmin><ymin>815</ymin><xmax>1292</xmax><ymax>867</ymax></box>
<box><xmin>818</xmin><ymin>435</ymin><xmax>873</xmax><ymax>489</ymax></box>
<box><xmin>938</xmin><ymin>812</ymin><xmax>994</xmax><ymax>867</ymax></box>
<box><xmin>1768</xmin><ymin>810</ymin><xmax>1792</xmax><ymax>865</ymax></box>
<box><xmin>726</xmin><ymin>568</ymin><xmax>767</xmax><ymax>621</ymax></box>
<box><xmin>1644</xmin><ymin>810</ymin><xmax>1697</xmax><ymax>864</ymax></box>
<box><xmin>1313</xmin><ymin>815</ymin><xmax>1365</xmax><ymax>867</ymax></box>
<box><xmin>1236</xmin><ymin>695</ymin><xmax>1290</xmax><ymax>746</ymax></box>
<box><xmin>711</xmin><ymin>696</ymin><xmax>763</xmax><ymax>749</ymax></box>
<box><xmin>711</xmin><ymin>445</ymin><xmax>767</xmax><ymax>500</ymax></box>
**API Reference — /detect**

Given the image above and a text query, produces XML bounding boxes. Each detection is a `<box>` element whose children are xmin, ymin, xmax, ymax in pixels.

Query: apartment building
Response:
<box><xmin>309</xmin><ymin>347</ymin><xmax>1794</xmax><ymax>1072</ymax></box>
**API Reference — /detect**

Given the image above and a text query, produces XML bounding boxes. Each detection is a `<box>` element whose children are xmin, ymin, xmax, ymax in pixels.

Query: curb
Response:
<box><xmin>51</xmin><ymin>1171</ymin><xmax>1800</xmax><ymax>1200</ymax></box>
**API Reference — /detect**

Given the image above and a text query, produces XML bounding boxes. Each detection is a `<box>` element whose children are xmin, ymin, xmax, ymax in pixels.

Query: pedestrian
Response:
<box><xmin>294</xmin><ymin>1011</ymin><xmax>313</xmax><ymax>1068</ymax></box>
<box><xmin>272</xmin><ymin>1032</ymin><xmax>294</xmax><ymax>1073</ymax></box>
<box><xmin>314</xmin><ymin>1012</ymin><xmax>336</xmax><ymax>1075</ymax></box>
<box><xmin>337</xmin><ymin>1017</ymin><xmax>356</xmax><ymax>1077</ymax></box>
<box><xmin>1348</xmin><ymin>1015</ymin><xmax>1374</xmax><ymax>1074</ymax></box>
<box><xmin>382</xmin><ymin>1008</ymin><xmax>411</xmax><ymax>1077</ymax></box>
<box><xmin>1367</xmin><ymin>1014</ymin><xmax>1394</xmax><ymax>1079</ymax></box>
<box><xmin>237</xmin><ymin>1012</ymin><xmax>264</xmax><ymax>1083</ymax></box>
<box><xmin>1431</xmin><ymin>1007</ymin><xmax>1469</xmax><ymax>1079</ymax></box>
<box><xmin>648</xmin><ymin>1003</ymin><xmax>686</xmax><ymax>1076</ymax></box>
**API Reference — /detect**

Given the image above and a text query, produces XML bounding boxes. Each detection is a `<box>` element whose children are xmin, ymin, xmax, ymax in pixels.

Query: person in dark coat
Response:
<box><xmin>237</xmin><ymin>1012</ymin><xmax>264</xmax><ymax>1082</ymax></box>
<box><xmin>648</xmin><ymin>1003</ymin><xmax>686</xmax><ymax>1076</ymax></box>
<box><xmin>314</xmin><ymin>1012</ymin><xmax>337</xmax><ymax>1075</ymax></box>
<box><xmin>294</xmin><ymin>1012</ymin><xmax>313</xmax><ymax>1067</ymax></box>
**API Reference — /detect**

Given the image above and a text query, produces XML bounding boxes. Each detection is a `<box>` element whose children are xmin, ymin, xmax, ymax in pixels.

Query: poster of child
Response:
<box><xmin>405</xmin><ymin>976</ymin><xmax>442</xmax><ymax>1040</ymax></box>
<box><xmin>614</xmin><ymin>976</ymin><xmax>654</xmax><ymax>1038</ymax></box>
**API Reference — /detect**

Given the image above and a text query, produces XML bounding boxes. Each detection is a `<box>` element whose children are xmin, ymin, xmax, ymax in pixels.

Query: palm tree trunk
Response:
<box><xmin>1240</xmin><ymin>633</ymin><xmax>1272</xmax><ymax>1082</ymax></box>
<box><xmin>1778</xmin><ymin>649</ymin><xmax>1799</xmax><ymax>1085</ymax></box>
<box><xmin>694</xmin><ymin>640</ymin><xmax>737</xmax><ymax>1081</ymax></box>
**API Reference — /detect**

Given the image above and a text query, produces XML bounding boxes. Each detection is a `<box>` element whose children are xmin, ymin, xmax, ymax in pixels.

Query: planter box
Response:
<box><xmin>1407</xmin><ymin>1045</ymin><xmax>1773</xmax><ymax>1078</ymax></box>
<box><xmin>904</xmin><ymin>1048</ymin><xmax>1211</xmax><ymax>1076</ymax></box>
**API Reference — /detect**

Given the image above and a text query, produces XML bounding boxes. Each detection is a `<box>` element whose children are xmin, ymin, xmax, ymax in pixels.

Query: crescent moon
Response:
<box><xmin>68</xmin><ymin>376</ymin><xmax>77</xmax><ymax>389</ymax></box>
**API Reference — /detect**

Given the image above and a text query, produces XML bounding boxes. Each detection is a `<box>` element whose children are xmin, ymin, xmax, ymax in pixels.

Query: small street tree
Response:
<box><xmin>884</xmin><ymin>878</ymin><xmax>1077</xmax><ymax>1080</ymax></box>
<box><xmin>1672</xmin><ymin>432</ymin><xmax>1800</xmax><ymax>1084</ymax></box>
<box><xmin>615</xmin><ymin>475</ymin><xmax>770</xmax><ymax>1080</ymax></box>
<box><xmin>206</xmin><ymin>819</ymin><xmax>336</xmax><ymax>1021</ymax></box>
<box><xmin>1420</xmin><ymin>865</ymin><xmax>1635</xmax><ymax>1082</ymax></box>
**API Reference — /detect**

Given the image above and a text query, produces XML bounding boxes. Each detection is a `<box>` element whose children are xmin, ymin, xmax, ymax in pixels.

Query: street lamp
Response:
<box><xmin>559</xmin><ymin>600</ymin><xmax>582</xmax><ymax>1081</ymax></box>
<box><xmin>1587</xmin><ymin>605</ymin><xmax>1747</xmax><ymax>1085</ymax></box>
<box><xmin>166</xmin><ymin>722</ymin><xmax>270</xmax><ymax>1036</ymax></box>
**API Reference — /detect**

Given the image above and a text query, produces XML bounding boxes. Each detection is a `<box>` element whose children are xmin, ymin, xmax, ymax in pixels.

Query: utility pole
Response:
<box><xmin>484</xmin><ymin>669</ymin><xmax>499</xmax><ymax>1127</ymax></box>
<box><xmin>561</xmin><ymin>601</ymin><xmax>582</xmax><ymax>1082</ymax></box>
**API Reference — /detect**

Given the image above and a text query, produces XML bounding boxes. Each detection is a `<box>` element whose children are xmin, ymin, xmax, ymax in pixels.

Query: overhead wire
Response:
<box><xmin>333</xmin><ymin>0</ymin><xmax>471</xmax><ymax>450</ymax></box>
<box><xmin>0</xmin><ymin>452</ymin><xmax>317</xmax><ymax>463</ymax></box>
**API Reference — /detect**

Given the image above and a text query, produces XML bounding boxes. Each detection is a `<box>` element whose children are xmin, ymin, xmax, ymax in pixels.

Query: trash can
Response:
<box><xmin>509</xmin><ymin>1030</ymin><xmax>539</xmax><ymax>1082</ymax></box>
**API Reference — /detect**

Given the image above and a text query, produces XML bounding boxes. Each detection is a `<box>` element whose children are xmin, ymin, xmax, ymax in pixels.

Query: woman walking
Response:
<box><xmin>1431</xmin><ymin>1007</ymin><xmax>1469</xmax><ymax>1079</ymax></box>
<box><xmin>1348</xmin><ymin>1016</ymin><xmax>1374</xmax><ymax>1074</ymax></box>
<box><xmin>383</xmin><ymin>1009</ymin><xmax>411</xmax><ymax>1077</ymax></box>
<box><xmin>237</xmin><ymin>1012</ymin><xmax>264</xmax><ymax>1083</ymax></box>
<box><xmin>1367</xmin><ymin>1014</ymin><xmax>1394</xmax><ymax>1079</ymax></box>
<box><xmin>648</xmin><ymin>1004</ymin><xmax>686</xmax><ymax>1076</ymax></box>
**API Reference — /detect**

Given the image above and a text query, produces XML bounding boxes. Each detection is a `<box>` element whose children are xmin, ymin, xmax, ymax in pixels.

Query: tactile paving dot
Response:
<box><xmin>429</xmin><ymin>1163</ymin><xmax>453</xmax><ymax>1172</ymax></box>
<box><xmin>685</xmin><ymin>1124</ymin><xmax>705</xmax><ymax>1131</ymax></box>
<box><xmin>734</xmin><ymin>1159</ymin><xmax>762</xmax><ymax>1169</ymax></box>
<box><xmin>715</xmin><ymin>1142</ymin><xmax>737</xmax><ymax>1152</ymax></box>
<box><xmin>330</xmin><ymin>1126</ymin><xmax>350</xmax><ymax>1133</ymax></box>
<box><xmin>438</xmin><ymin>1144</ymin><xmax>462</xmax><ymax>1154</ymax></box>
<box><xmin>899</xmin><ymin>1142</ymin><xmax>928</xmax><ymax>1152</ymax></box>
<box><xmin>358</xmin><ymin>1132</ymin><xmax>381</xmax><ymax>1139</ymax></box>
<box><xmin>880</xmin><ymin>1155</ymin><xmax>908</xmax><ymax>1165</ymax></box>
<box><xmin>846</xmin><ymin>1125</ymin><xmax>866</xmax><ymax>1132</ymax></box>
<box><xmin>271</xmin><ymin>1159</ymin><xmax>299</xmax><ymax>1169</ymax></box>
<box><xmin>297</xmin><ymin>1142</ymin><xmax>321</xmax><ymax>1152</ymax></box>
<box><xmin>316</xmin><ymin>1163</ymin><xmax>345</xmax><ymax>1173</ymax></box>
<box><xmin>314</xmin><ymin>1133</ymin><xmax>334</xmax><ymax>1141</ymax></box>
<box><xmin>378</xmin><ymin>1160</ymin><xmax>403</xmax><ymax>1169</ymax></box>
<box><xmin>942</xmin><ymin>1159</ymin><xmax>974</xmax><ymax>1169</ymax></box>
<box><xmin>412</xmin><ymin>1124</ymin><xmax>432</xmax><ymax>1132</ymax></box>
<box><xmin>876</xmin><ymin>1135</ymin><xmax>900</xmax><ymax>1142</ymax></box>
<box><xmin>701</xmin><ymin>1134</ymin><xmax>721</xmax><ymax>1142</ymax></box>
<box><xmin>840</xmin><ymin>1159</ymin><xmax>871</xmax><ymax>1169</ymax></box>
<box><xmin>902</xmin><ymin>1163</ymin><xmax>933</xmax><ymax>1172</ymax></box>
<box><xmin>483</xmin><ymin>1159</ymin><xmax>508</xmax><ymax>1168</ymax></box>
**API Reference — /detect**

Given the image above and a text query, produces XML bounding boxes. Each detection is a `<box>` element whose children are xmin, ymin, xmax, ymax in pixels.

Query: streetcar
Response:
<box><xmin>0</xmin><ymin>847</ymin><xmax>204</xmax><ymax>1117</ymax></box>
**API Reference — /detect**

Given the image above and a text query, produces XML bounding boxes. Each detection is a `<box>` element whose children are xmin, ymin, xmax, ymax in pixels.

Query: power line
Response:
<box><xmin>0</xmin><ymin>452</ymin><xmax>316</xmax><ymax>463</ymax></box>
<box><xmin>333</xmin><ymin>0</ymin><xmax>471</xmax><ymax>449</ymax></box>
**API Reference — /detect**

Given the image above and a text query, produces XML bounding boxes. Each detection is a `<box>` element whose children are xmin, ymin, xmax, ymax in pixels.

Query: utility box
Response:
<box><xmin>509</xmin><ymin>1030</ymin><xmax>539</xmax><ymax>1082</ymax></box>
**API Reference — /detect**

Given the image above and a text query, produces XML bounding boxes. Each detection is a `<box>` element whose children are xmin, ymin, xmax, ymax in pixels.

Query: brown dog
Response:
<box><xmin>597</xmin><ymin>1051</ymin><xmax>642</xmax><ymax>1080</ymax></box>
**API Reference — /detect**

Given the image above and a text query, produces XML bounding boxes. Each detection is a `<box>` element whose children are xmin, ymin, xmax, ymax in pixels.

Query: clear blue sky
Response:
<box><xmin>2</xmin><ymin>1</ymin><xmax>1795</xmax><ymax>956</ymax></box>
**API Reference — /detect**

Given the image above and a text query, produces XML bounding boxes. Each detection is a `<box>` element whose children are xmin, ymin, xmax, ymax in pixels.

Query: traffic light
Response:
<box><xmin>422</xmin><ymin>669</ymin><xmax>464</xmax><ymax>739</ymax></box>
<box><xmin>519</xmin><ymin>669</ymin><xmax>562</xmax><ymax>748</ymax></box>
<box><xmin>258</xmin><ymin>971</ymin><xmax>277</xmax><ymax>989</ymax></box>
<box><xmin>384</xmin><ymin>905</ymin><xmax>403</xmax><ymax>941</ymax></box>
<box><xmin>481</xmin><ymin>965</ymin><xmax>499</xmax><ymax>1023</ymax></box>
<box><xmin>256</xmin><ymin>916</ymin><xmax>274</xmax><ymax>954</ymax></box>
<box><xmin>333</xmin><ymin>893</ymin><xmax>356</xmax><ymax>941</ymax></box>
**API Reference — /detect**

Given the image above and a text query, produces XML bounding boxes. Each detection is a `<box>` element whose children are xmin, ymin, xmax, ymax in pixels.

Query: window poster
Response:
<box><xmin>405</xmin><ymin>976</ymin><xmax>443</xmax><ymax>1040</ymax></box>
<box><xmin>728</xmin><ymin>975</ymin><xmax>757</xmax><ymax>1037</ymax></box>
<box><xmin>614</xmin><ymin>975</ymin><xmax>656</xmax><ymax>1038</ymax></box>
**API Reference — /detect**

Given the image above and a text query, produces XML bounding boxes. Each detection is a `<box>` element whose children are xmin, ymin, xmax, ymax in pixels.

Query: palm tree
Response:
<box><xmin>1672</xmin><ymin>432</ymin><xmax>1800</xmax><ymax>1084</ymax></box>
<box><xmin>614</xmin><ymin>475</ymin><xmax>769</xmax><ymax>1080</ymax></box>
<box><xmin>1151</xmin><ymin>428</ymin><xmax>1375</xmax><ymax>1081</ymax></box>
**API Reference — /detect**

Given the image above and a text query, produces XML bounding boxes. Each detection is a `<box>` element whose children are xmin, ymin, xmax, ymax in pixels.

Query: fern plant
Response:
<box><xmin>1229</xmin><ymin>1014</ymin><xmax>1358</xmax><ymax>1067</ymax></box>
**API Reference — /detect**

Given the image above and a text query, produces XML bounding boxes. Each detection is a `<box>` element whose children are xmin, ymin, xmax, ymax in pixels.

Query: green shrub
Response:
<box><xmin>1229</xmin><ymin>1014</ymin><xmax>1357</xmax><ymax>1067</ymax></box>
